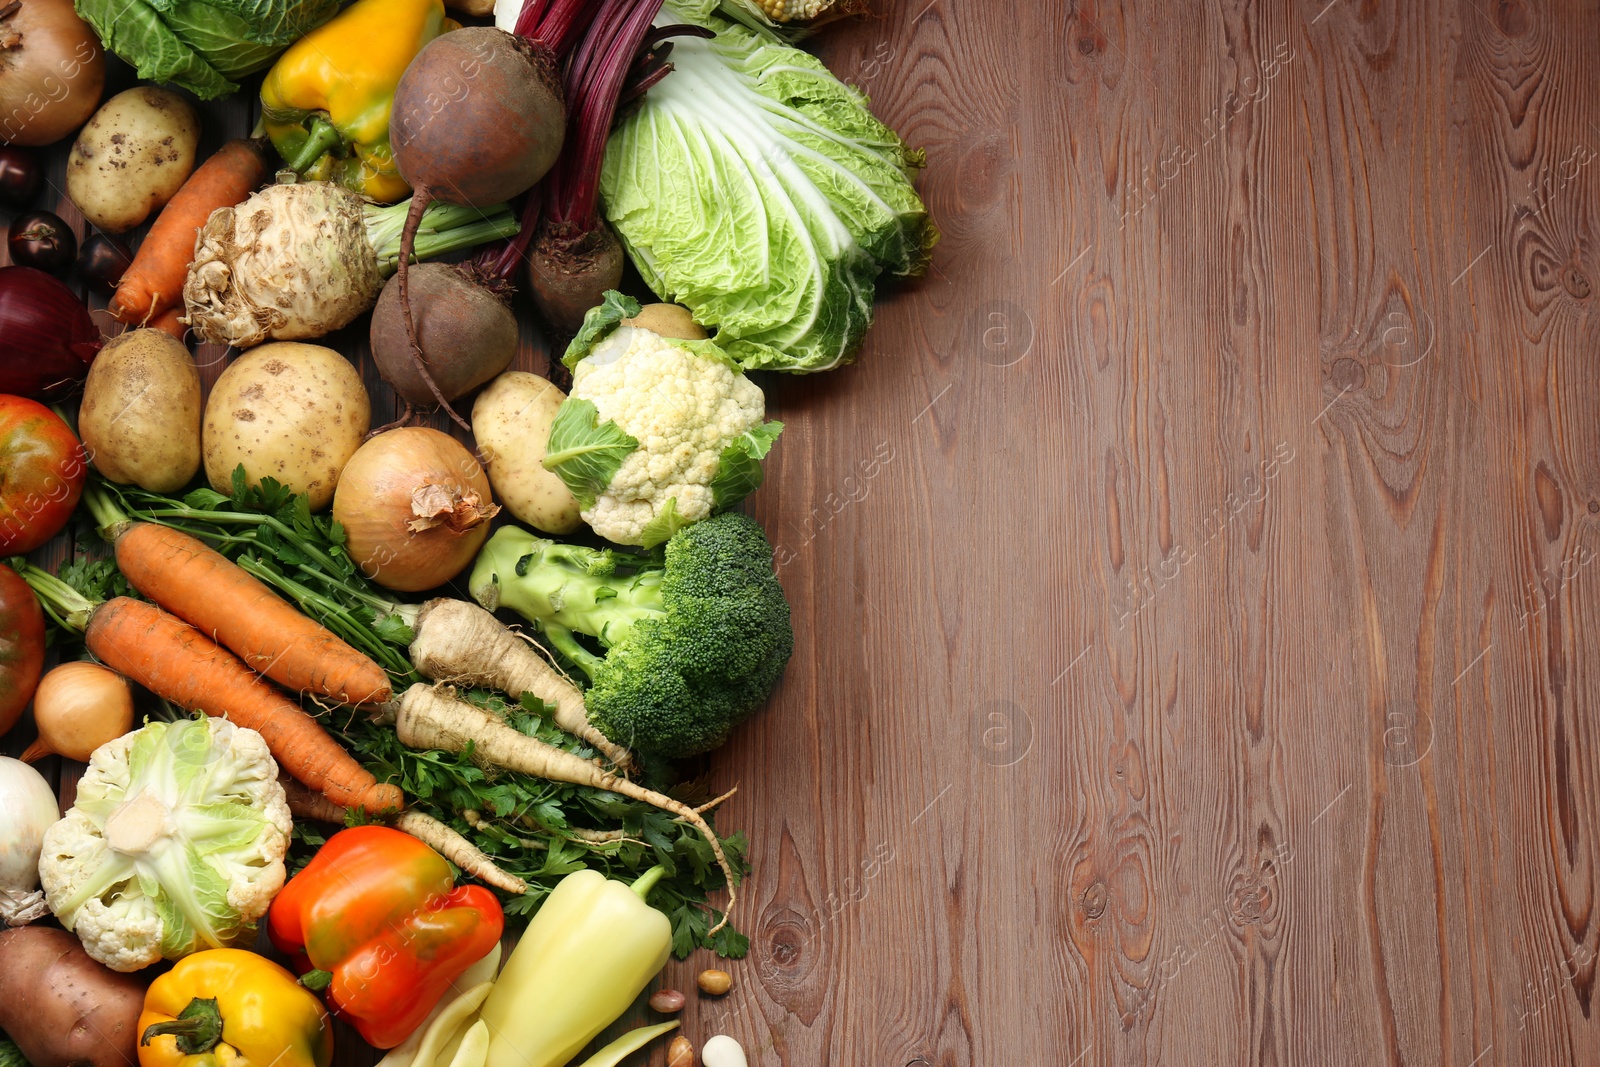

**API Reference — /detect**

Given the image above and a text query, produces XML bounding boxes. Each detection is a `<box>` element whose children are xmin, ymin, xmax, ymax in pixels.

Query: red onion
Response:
<box><xmin>0</xmin><ymin>265</ymin><xmax>100</xmax><ymax>398</ymax></box>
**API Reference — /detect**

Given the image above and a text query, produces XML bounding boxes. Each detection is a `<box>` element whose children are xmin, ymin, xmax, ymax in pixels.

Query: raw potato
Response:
<box><xmin>0</xmin><ymin>926</ymin><xmax>148</xmax><ymax>1067</ymax></box>
<box><xmin>472</xmin><ymin>372</ymin><xmax>581</xmax><ymax>534</ymax></box>
<box><xmin>204</xmin><ymin>342</ymin><xmax>370</xmax><ymax>511</ymax></box>
<box><xmin>79</xmin><ymin>329</ymin><xmax>201</xmax><ymax>493</ymax></box>
<box><xmin>66</xmin><ymin>88</ymin><xmax>199</xmax><ymax>233</ymax></box>
<box><xmin>622</xmin><ymin>303</ymin><xmax>706</xmax><ymax>340</ymax></box>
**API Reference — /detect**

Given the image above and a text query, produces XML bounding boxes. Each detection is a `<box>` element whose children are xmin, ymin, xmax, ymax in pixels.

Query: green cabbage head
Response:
<box><xmin>599</xmin><ymin>7</ymin><xmax>937</xmax><ymax>373</ymax></box>
<box><xmin>38</xmin><ymin>716</ymin><xmax>292</xmax><ymax>972</ymax></box>
<box><xmin>76</xmin><ymin>0</ymin><xmax>339</xmax><ymax>100</ymax></box>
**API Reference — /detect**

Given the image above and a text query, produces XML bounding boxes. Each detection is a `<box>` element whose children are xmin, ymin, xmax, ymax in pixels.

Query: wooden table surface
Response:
<box><xmin>7</xmin><ymin>2</ymin><xmax>1600</xmax><ymax>1064</ymax></box>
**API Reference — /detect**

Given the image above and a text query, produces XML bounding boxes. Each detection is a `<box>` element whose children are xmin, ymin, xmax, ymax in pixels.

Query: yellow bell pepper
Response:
<box><xmin>478</xmin><ymin>867</ymin><xmax>674</xmax><ymax>1067</ymax></box>
<box><xmin>137</xmin><ymin>950</ymin><xmax>334</xmax><ymax>1067</ymax></box>
<box><xmin>259</xmin><ymin>0</ymin><xmax>454</xmax><ymax>204</ymax></box>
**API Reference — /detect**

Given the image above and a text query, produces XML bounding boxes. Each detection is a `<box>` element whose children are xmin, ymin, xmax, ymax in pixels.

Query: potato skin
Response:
<box><xmin>204</xmin><ymin>343</ymin><xmax>370</xmax><ymax>511</ymax></box>
<box><xmin>80</xmin><ymin>330</ymin><xmax>202</xmax><ymax>493</ymax></box>
<box><xmin>622</xmin><ymin>303</ymin><xmax>706</xmax><ymax>340</ymax></box>
<box><xmin>0</xmin><ymin>926</ymin><xmax>149</xmax><ymax>1067</ymax></box>
<box><xmin>65</xmin><ymin>88</ymin><xmax>199</xmax><ymax>233</ymax></box>
<box><xmin>472</xmin><ymin>372</ymin><xmax>581</xmax><ymax>534</ymax></box>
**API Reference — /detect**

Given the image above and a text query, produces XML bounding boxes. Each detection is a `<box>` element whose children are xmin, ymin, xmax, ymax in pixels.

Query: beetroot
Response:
<box><xmin>370</xmin><ymin>264</ymin><xmax>519</xmax><ymax>409</ymax></box>
<box><xmin>377</xmin><ymin>0</ymin><xmax>700</xmax><ymax>425</ymax></box>
<box><xmin>526</xmin><ymin>221</ymin><xmax>625</xmax><ymax>335</ymax></box>
<box><xmin>391</xmin><ymin>28</ymin><xmax>566</xmax><ymax>209</ymax></box>
<box><xmin>384</xmin><ymin>3</ymin><xmax>601</xmax><ymax>429</ymax></box>
<box><xmin>525</xmin><ymin>3</ymin><xmax>690</xmax><ymax>334</ymax></box>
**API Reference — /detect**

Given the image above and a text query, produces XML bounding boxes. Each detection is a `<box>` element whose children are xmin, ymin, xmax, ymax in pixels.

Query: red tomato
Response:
<box><xmin>0</xmin><ymin>395</ymin><xmax>87</xmax><ymax>554</ymax></box>
<box><xmin>0</xmin><ymin>562</ymin><xmax>45</xmax><ymax>737</ymax></box>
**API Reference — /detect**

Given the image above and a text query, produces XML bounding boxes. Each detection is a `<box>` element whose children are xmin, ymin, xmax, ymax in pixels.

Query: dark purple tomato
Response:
<box><xmin>0</xmin><ymin>147</ymin><xmax>42</xmax><ymax>208</ymax></box>
<box><xmin>76</xmin><ymin>232</ymin><xmax>133</xmax><ymax>295</ymax></box>
<box><xmin>8</xmin><ymin>211</ymin><xmax>77</xmax><ymax>274</ymax></box>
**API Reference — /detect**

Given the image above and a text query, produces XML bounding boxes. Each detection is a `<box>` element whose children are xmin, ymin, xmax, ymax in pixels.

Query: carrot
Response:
<box><xmin>109</xmin><ymin>138</ymin><xmax>270</xmax><ymax>326</ymax></box>
<box><xmin>408</xmin><ymin>598</ymin><xmax>633</xmax><ymax>768</ymax></box>
<box><xmin>393</xmin><ymin>683</ymin><xmax>735</xmax><ymax>931</ymax></box>
<box><xmin>84</xmin><ymin>596</ymin><xmax>403</xmax><ymax>814</ymax></box>
<box><xmin>149</xmin><ymin>307</ymin><xmax>188</xmax><ymax>341</ymax></box>
<box><xmin>280</xmin><ymin>775</ymin><xmax>350</xmax><ymax>824</ymax></box>
<box><xmin>108</xmin><ymin>520</ymin><xmax>393</xmax><ymax>705</ymax></box>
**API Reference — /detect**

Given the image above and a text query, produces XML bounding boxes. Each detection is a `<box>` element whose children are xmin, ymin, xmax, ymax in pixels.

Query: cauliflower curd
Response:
<box><xmin>577</xmin><ymin>326</ymin><xmax>767</xmax><ymax>544</ymax></box>
<box><xmin>37</xmin><ymin>717</ymin><xmax>292</xmax><ymax>972</ymax></box>
<box><xmin>543</xmin><ymin>292</ymin><xmax>784</xmax><ymax>548</ymax></box>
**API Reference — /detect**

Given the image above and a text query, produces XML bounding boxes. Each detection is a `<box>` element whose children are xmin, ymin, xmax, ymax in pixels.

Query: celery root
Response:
<box><xmin>408</xmin><ymin>598</ymin><xmax>635</xmax><ymax>770</ymax></box>
<box><xmin>394</xmin><ymin>683</ymin><xmax>736</xmax><ymax>930</ymax></box>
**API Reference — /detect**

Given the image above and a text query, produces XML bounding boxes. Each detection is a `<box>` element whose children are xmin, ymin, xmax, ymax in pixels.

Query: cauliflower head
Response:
<box><xmin>545</xmin><ymin>292</ymin><xmax>784</xmax><ymax>547</ymax></box>
<box><xmin>38</xmin><ymin>716</ymin><xmax>292</xmax><ymax>972</ymax></box>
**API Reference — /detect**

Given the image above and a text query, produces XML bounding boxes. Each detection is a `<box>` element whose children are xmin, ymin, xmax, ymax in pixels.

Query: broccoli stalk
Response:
<box><xmin>469</xmin><ymin>514</ymin><xmax>794</xmax><ymax>759</ymax></box>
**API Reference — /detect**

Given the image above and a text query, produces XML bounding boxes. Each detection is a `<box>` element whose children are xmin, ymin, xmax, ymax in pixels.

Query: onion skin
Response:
<box><xmin>0</xmin><ymin>265</ymin><xmax>101</xmax><ymax>397</ymax></box>
<box><xmin>334</xmin><ymin>428</ymin><xmax>500</xmax><ymax>592</ymax></box>
<box><xmin>0</xmin><ymin>0</ymin><xmax>105</xmax><ymax>147</ymax></box>
<box><xmin>0</xmin><ymin>755</ymin><xmax>58</xmax><ymax>924</ymax></box>
<box><xmin>21</xmin><ymin>662</ymin><xmax>133</xmax><ymax>763</ymax></box>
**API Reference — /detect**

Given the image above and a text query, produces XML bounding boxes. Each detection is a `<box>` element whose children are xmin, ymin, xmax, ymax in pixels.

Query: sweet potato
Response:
<box><xmin>0</xmin><ymin>927</ymin><xmax>148</xmax><ymax>1067</ymax></box>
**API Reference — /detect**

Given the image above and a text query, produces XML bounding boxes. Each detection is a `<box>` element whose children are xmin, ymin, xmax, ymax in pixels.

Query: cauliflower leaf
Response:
<box><xmin>542</xmin><ymin>399</ymin><xmax>642</xmax><ymax>510</ymax></box>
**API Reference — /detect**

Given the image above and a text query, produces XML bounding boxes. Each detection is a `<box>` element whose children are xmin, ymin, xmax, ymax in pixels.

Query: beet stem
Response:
<box><xmin>367</xmin><ymin>398</ymin><xmax>417</xmax><ymax>439</ymax></box>
<box><xmin>518</xmin><ymin>0</ymin><xmax>601</xmax><ymax>56</ymax></box>
<box><xmin>548</xmin><ymin>0</ymin><xmax>664</xmax><ymax>231</ymax></box>
<box><xmin>486</xmin><ymin>187</ymin><xmax>545</xmax><ymax>283</ymax></box>
<box><xmin>643</xmin><ymin>24</ymin><xmax>715</xmax><ymax>50</ymax></box>
<box><xmin>619</xmin><ymin>61</ymin><xmax>673</xmax><ymax>105</ymax></box>
<box><xmin>513</xmin><ymin>0</ymin><xmax>553</xmax><ymax>38</ymax></box>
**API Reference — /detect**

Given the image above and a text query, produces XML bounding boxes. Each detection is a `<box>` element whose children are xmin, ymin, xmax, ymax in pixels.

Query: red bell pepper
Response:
<box><xmin>267</xmin><ymin>825</ymin><xmax>504</xmax><ymax>1049</ymax></box>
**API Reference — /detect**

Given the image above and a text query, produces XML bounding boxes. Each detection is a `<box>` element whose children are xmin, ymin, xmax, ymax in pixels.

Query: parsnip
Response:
<box><xmin>408</xmin><ymin>598</ymin><xmax>634</xmax><ymax>769</ymax></box>
<box><xmin>393</xmin><ymin>683</ymin><xmax>735</xmax><ymax>931</ymax></box>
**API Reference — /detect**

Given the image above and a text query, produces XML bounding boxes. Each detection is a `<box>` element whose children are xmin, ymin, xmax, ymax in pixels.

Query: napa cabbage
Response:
<box><xmin>597</xmin><ymin>7</ymin><xmax>936</xmax><ymax>373</ymax></box>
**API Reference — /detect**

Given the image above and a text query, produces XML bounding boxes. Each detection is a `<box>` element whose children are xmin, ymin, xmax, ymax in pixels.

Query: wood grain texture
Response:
<box><xmin>5</xmin><ymin>1</ymin><xmax>1600</xmax><ymax>1063</ymax></box>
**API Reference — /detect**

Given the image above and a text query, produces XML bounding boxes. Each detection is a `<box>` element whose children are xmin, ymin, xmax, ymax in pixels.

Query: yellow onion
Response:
<box><xmin>334</xmin><ymin>427</ymin><xmax>500</xmax><ymax>592</ymax></box>
<box><xmin>0</xmin><ymin>0</ymin><xmax>105</xmax><ymax>147</ymax></box>
<box><xmin>21</xmin><ymin>660</ymin><xmax>133</xmax><ymax>763</ymax></box>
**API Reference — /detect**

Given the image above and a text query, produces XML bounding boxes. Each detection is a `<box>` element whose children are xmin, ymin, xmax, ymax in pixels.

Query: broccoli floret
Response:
<box><xmin>469</xmin><ymin>513</ymin><xmax>794</xmax><ymax>758</ymax></box>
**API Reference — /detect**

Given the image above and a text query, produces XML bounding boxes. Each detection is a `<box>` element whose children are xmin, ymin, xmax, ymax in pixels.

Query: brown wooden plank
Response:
<box><xmin>4</xmin><ymin>2</ymin><xmax>1600</xmax><ymax>1064</ymax></box>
